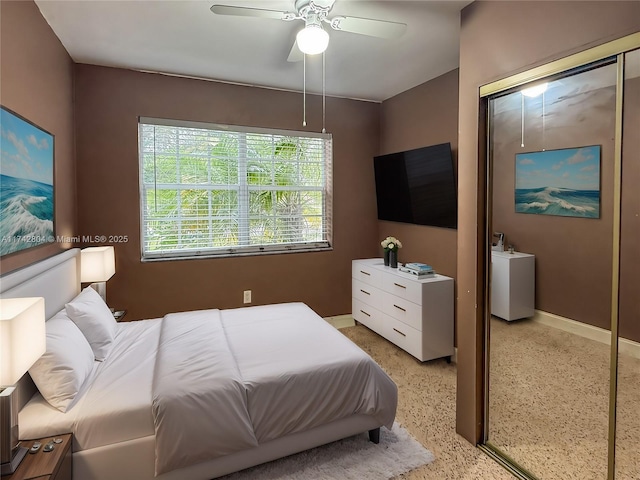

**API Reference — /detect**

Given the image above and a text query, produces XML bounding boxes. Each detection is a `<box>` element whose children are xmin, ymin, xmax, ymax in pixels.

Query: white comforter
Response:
<box><xmin>152</xmin><ymin>303</ymin><xmax>397</xmax><ymax>475</ymax></box>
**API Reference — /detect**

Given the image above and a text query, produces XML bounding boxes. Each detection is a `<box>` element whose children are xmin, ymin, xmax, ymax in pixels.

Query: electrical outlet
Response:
<box><xmin>243</xmin><ymin>290</ymin><xmax>251</xmax><ymax>304</ymax></box>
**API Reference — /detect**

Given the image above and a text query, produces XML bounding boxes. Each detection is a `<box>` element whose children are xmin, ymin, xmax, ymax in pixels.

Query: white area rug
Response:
<box><xmin>222</xmin><ymin>423</ymin><xmax>435</xmax><ymax>480</ymax></box>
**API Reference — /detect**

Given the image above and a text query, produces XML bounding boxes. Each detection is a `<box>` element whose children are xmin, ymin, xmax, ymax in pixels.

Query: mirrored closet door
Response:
<box><xmin>481</xmin><ymin>34</ymin><xmax>640</xmax><ymax>480</ymax></box>
<box><xmin>615</xmin><ymin>47</ymin><xmax>640</xmax><ymax>480</ymax></box>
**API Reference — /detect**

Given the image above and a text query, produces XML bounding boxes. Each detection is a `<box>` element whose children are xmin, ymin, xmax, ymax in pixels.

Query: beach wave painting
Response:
<box><xmin>0</xmin><ymin>107</ymin><xmax>54</xmax><ymax>255</ymax></box>
<box><xmin>515</xmin><ymin>146</ymin><xmax>600</xmax><ymax>218</ymax></box>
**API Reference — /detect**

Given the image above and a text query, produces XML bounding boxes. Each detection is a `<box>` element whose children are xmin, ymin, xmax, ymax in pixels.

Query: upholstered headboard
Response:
<box><xmin>0</xmin><ymin>248</ymin><xmax>81</xmax><ymax>408</ymax></box>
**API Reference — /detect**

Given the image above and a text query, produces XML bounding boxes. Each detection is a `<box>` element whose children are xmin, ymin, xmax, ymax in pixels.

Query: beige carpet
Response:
<box><xmin>488</xmin><ymin>317</ymin><xmax>640</xmax><ymax>480</ymax></box>
<box><xmin>615</xmin><ymin>349</ymin><xmax>640</xmax><ymax>480</ymax></box>
<box><xmin>340</xmin><ymin>325</ymin><xmax>514</xmax><ymax>480</ymax></box>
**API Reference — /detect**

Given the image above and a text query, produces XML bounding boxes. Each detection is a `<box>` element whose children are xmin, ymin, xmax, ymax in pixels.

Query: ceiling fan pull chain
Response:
<box><xmin>521</xmin><ymin>93</ymin><xmax>525</xmax><ymax>148</ymax></box>
<box><xmin>303</xmin><ymin>53</ymin><xmax>307</xmax><ymax>127</ymax></box>
<box><xmin>322</xmin><ymin>50</ymin><xmax>326</xmax><ymax>133</ymax></box>
<box><xmin>542</xmin><ymin>90</ymin><xmax>546</xmax><ymax>151</ymax></box>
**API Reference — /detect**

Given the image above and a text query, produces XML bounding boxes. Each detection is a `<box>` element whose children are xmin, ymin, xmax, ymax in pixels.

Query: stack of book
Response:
<box><xmin>399</xmin><ymin>262</ymin><xmax>435</xmax><ymax>277</ymax></box>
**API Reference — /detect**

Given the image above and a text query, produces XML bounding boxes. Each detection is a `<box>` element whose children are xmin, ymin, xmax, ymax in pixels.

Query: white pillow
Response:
<box><xmin>29</xmin><ymin>311</ymin><xmax>95</xmax><ymax>412</ymax></box>
<box><xmin>65</xmin><ymin>287</ymin><xmax>117</xmax><ymax>361</ymax></box>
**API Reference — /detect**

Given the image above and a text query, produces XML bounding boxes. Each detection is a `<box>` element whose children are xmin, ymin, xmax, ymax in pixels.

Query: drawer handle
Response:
<box><xmin>393</xmin><ymin>304</ymin><xmax>406</xmax><ymax>312</ymax></box>
<box><xmin>393</xmin><ymin>328</ymin><xmax>406</xmax><ymax>337</ymax></box>
<box><xmin>360</xmin><ymin>289</ymin><xmax>370</xmax><ymax>295</ymax></box>
<box><xmin>393</xmin><ymin>283</ymin><xmax>406</xmax><ymax>289</ymax></box>
<box><xmin>360</xmin><ymin>270</ymin><xmax>371</xmax><ymax>276</ymax></box>
<box><xmin>360</xmin><ymin>309</ymin><xmax>371</xmax><ymax>317</ymax></box>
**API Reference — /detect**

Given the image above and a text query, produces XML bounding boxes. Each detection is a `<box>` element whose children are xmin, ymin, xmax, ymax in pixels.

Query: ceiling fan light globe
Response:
<box><xmin>296</xmin><ymin>25</ymin><xmax>329</xmax><ymax>55</ymax></box>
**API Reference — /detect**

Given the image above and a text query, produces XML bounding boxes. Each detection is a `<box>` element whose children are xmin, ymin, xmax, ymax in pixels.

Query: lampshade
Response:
<box><xmin>297</xmin><ymin>23</ymin><xmax>329</xmax><ymax>55</ymax></box>
<box><xmin>81</xmin><ymin>246</ymin><xmax>116</xmax><ymax>283</ymax></box>
<box><xmin>0</xmin><ymin>297</ymin><xmax>46</xmax><ymax>387</ymax></box>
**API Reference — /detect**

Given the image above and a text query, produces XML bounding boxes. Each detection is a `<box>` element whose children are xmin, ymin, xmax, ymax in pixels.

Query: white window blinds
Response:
<box><xmin>139</xmin><ymin>118</ymin><xmax>333</xmax><ymax>260</ymax></box>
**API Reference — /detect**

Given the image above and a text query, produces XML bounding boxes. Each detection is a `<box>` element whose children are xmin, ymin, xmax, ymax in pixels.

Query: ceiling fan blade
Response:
<box><xmin>210</xmin><ymin>4</ymin><xmax>290</xmax><ymax>21</ymax></box>
<box><xmin>329</xmin><ymin>16</ymin><xmax>407</xmax><ymax>39</ymax></box>
<box><xmin>287</xmin><ymin>40</ymin><xmax>304</xmax><ymax>63</ymax></box>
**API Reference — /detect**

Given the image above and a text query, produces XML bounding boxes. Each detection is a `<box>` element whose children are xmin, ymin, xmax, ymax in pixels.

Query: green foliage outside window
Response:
<box><xmin>139</xmin><ymin>121</ymin><xmax>331</xmax><ymax>258</ymax></box>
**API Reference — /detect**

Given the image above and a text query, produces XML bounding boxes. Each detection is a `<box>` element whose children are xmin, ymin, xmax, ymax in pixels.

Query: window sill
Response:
<box><xmin>141</xmin><ymin>245</ymin><xmax>333</xmax><ymax>262</ymax></box>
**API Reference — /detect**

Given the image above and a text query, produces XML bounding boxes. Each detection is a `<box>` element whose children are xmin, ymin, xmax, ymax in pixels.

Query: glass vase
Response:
<box><xmin>384</xmin><ymin>249</ymin><xmax>390</xmax><ymax>266</ymax></box>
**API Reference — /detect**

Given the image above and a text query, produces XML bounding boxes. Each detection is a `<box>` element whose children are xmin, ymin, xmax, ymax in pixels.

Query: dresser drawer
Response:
<box><xmin>352</xmin><ymin>279</ymin><xmax>383</xmax><ymax>309</ymax></box>
<box><xmin>351</xmin><ymin>259</ymin><xmax>454</xmax><ymax>363</ymax></box>
<box><xmin>352</xmin><ymin>262</ymin><xmax>382</xmax><ymax>288</ymax></box>
<box><xmin>380</xmin><ymin>316</ymin><xmax>423</xmax><ymax>360</ymax></box>
<box><xmin>352</xmin><ymin>298</ymin><xmax>384</xmax><ymax>332</ymax></box>
<box><xmin>380</xmin><ymin>272</ymin><xmax>422</xmax><ymax>304</ymax></box>
<box><xmin>379</xmin><ymin>291</ymin><xmax>422</xmax><ymax>331</ymax></box>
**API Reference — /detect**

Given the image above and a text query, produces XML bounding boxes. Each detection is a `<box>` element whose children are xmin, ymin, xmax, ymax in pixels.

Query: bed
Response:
<box><xmin>1</xmin><ymin>249</ymin><xmax>398</xmax><ymax>480</ymax></box>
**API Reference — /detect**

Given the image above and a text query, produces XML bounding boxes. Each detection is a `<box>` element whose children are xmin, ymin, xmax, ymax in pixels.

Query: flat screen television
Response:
<box><xmin>374</xmin><ymin>142</ymin><xmax>457</xmax><ymax>229</ymax></box>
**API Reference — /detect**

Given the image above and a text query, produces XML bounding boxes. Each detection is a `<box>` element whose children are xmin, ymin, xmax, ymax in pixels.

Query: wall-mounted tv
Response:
<box><xmin>374</xmin><ymin>142</ymin><xmax>457</xmax><ymax>229</ymax></box>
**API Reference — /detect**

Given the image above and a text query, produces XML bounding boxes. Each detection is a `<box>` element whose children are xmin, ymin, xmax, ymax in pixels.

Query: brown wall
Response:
<box><xmin>491</xmin><ymin>73</ymin><xmax>639</xmax><ymax>342</ymax></box>
<box><xmin>378</xmin><ymin>69</ymin><xmax>459</xmax><ymax>281</ymax></box>
<box><xmin>0</xmin><ymin>0</ymin><xmax>76</xmax><ymax>274</ymax></box>
<box><xmin>491</xmin><ymin>75</ymin><xmax>617</xmax><ymax>332</ymax></box>
<box><xmin>456</xmin><ymin>0</ymin><xmax>640</xmax><ymax>444</ymax></box>
<box><xmin>74</xmin><ymin>65</ymin><xmax>380</xmax><ymax>320</ymax></box>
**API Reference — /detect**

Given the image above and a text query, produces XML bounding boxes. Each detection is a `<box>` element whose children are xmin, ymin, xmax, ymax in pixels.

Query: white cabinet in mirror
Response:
<box><xmin>490</xmin><ymin>251</ymin><xmax>535</xmax><ymax>321</ymax></box>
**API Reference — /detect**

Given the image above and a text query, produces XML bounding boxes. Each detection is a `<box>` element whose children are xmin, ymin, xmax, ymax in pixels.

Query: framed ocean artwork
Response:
<box><xmin>515</xmin><ymin>145</ymin><xmax>601</xmax><ymax>218</ymax></box>
<box><xmin>0</xmin><ymin>106</ymin><xmax>55</xmax><ymax>256</ymax></box>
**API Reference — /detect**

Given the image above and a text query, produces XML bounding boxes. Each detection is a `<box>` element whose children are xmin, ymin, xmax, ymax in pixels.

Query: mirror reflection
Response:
<box><xmin>615</xmin><ymin>47</ymin><xmax>640</xmax><ymax>480</ymax></box>
<box><xmin>487</xmin><ymin>61</ymin><xmax>618</xmax><ymax>479</ymax></box>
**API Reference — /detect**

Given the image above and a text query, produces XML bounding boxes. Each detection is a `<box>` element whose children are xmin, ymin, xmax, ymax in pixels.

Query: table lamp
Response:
<box><xmin>81</xmin><ymin>246</ymin><xmax>116</xmax><ymax>302</ymax></box>
<box><xmin>0</xmin><ymin>297</ymin><xmax>46</xmax><ymax>475</ymax></box>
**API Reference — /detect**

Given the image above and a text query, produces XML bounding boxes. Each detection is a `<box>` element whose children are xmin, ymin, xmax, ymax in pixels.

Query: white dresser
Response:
<box><xmin>491</xmin><ymin>251</ymin><xmax>535</xmax><ymax>321</ymax></box>
<box><xmin>351</xmin><ymin>258</ymin><xmax>454</xmax><ymax>362</ymax></box>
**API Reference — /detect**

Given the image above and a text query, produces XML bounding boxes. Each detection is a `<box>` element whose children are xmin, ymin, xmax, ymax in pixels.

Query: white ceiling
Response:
<box><xmin>34</xmin><ymin>0</ymin><xmax>472</xmax><ymax>102</ymax></box>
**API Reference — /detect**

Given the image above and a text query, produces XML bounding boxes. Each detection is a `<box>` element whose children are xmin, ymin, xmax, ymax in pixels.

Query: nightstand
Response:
<box><xmin>5</xmin><ymin>434</ymin><xmax>72</xmax><ymax>480</ymax></box>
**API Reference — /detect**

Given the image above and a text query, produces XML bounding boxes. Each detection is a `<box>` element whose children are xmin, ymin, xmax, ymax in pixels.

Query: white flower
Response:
<box><xmin>381</xmin><ymin>236</ymin><xmax>402</xmax><ymax>251</ymax></box>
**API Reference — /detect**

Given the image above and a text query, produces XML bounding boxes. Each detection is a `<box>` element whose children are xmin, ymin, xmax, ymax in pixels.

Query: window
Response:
<box><xmin>139</xmin><ymin>118</ymin><xmax>333</xmax><ymax>260</ymax></box>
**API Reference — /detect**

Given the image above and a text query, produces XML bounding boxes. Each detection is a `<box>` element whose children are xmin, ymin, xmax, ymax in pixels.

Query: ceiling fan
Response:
<box><xmin>210</xmin><ymin>0</ymin><xmax>407</xmax><ymax>61</ymax></box>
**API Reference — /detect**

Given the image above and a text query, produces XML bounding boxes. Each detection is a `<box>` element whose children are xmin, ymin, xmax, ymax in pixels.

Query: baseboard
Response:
<box><xmin>324</xmin><ymin>314</ymin><xmax>356</xmax><ymax>330</ymax></box>
<box><xmin>532</xmin><ymin>310</ymin><xmax>640</xmax><ymax>360</ymax></box>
